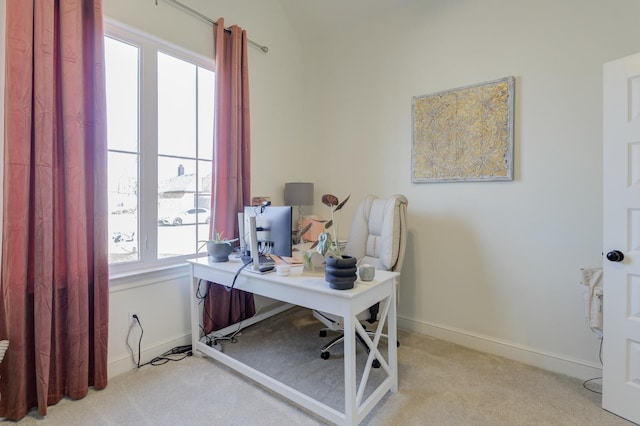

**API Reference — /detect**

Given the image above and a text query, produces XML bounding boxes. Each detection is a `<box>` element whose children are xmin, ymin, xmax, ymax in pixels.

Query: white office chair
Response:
<box><xmin>312</xmin><ymin>194</ymin><xmax>408</xmax><ymax>363</ymax></box>
<box><xmin>0</xmin><ymin>340</ymin><xmax>7</xmax><ymax>403</ymax></box>
<box><xmin>0</xmin><ymin>340</ymin><xmax>7</xmax><ymax>364</ymax></box>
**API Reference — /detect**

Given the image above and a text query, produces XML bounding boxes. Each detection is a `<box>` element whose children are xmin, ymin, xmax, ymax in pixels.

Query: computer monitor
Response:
<box><xmin>242</xmin><ymin>205</ymin><xmax>293</xmax><ymax>257</ymax></box>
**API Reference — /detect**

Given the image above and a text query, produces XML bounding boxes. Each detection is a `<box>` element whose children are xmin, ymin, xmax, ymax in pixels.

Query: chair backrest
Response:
<box><xmin>344</xmin><ymin>194</ymin><xmax>408</xmax><ymax>273</ymax></box>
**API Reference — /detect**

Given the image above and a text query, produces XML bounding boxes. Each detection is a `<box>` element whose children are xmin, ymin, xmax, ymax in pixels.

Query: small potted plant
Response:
<box><xmin>199</xmin><ymin>231</ymin><xmax>239</xmax><ymax>262</ymax></box>
<box><xmin>300</xmin><ymin>194</ymin><xmax>357</xmax><ymax>290</ymax></box>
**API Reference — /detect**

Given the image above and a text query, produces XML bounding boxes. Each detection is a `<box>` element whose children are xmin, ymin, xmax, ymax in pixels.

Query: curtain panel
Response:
<box><xmin>203</xmin><ymin>18</ymin><xmax>254</xmax><ymax>334</ymax></box>
<box><xmin>0</xmin><ymin>0</ymin><xmax>109</xmax><ymax>420</ymax></box>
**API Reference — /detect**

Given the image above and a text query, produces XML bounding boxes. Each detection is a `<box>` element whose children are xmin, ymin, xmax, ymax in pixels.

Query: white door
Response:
<box><xmin>603</xmin><ymin>53</ymin><xmax>640</xmax><ymax>424</ymax></box>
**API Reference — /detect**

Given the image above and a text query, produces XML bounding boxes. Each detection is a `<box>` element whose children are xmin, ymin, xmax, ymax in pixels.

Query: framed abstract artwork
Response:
<box><xmin>411</xmin><ymin>76</ymin><xmax>515</xmax><ymax>183</ymax></box>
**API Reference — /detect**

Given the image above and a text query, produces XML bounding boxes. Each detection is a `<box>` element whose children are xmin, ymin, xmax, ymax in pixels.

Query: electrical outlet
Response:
<box><xmin>128</xmin><ymin>312</ymin><xmax>138</xmax><ymax>324</ymax></box>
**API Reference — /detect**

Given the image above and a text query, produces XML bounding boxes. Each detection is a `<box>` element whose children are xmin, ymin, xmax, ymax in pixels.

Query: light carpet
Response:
<box><xmin>13</xmin><ymin>307</ymin><xmax>633</xmax><ymax>425</ymax></box>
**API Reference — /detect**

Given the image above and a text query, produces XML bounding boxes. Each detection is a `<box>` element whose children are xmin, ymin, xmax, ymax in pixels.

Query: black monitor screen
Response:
<box><xmin>242</xmin><ymin>205</ymin><xmax>292</xmax><ymax>257</ymax></box>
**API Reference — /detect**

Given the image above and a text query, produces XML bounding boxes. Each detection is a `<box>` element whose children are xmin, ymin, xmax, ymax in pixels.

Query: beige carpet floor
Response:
<box><xmin>12</xmin><ymin>307</ymin><xmax>634</xmax><ymax>425</ymax></box>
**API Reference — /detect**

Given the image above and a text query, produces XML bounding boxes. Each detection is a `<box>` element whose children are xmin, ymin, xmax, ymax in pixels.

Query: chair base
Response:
<box><xmin>318</xmin><ymin>327</ymin><xmax>396</xmax><ymax>368</ymax></box>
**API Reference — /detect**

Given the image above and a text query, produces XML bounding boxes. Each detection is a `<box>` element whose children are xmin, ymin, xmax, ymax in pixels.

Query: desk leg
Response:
<box><xmin>389</xmin><ymin>283</ymin><xmax>398</xmax><ymax>393</ymax></box>
<box><xmin>190</xmin><ymin>274</ymin><xmax>200</xmax><ymax>353</ymax></box>
<box><xmin>343</xmin><ymin>310</ymin><xmax>356</xmax><ymax>424</ymax></box>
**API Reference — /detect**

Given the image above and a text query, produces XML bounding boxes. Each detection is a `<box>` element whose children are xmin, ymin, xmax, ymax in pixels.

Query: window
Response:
<box><xmin>105</xmin><ymin>25</ymin><xmax>214</xmax><ymax>274</ymax></box>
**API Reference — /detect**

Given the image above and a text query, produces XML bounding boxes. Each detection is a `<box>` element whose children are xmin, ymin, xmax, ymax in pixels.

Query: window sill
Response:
<box><xmin>109</xmin><ymin>262</ymin><xmax>192</xmax><ymax>293</ymax></box>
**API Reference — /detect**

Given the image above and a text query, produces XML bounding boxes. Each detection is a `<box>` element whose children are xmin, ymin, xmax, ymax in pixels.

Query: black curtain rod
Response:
<box><xmin>157</xmin><ymin>0</ymin><xmax>269</xmax><ymax>53</ymax></box>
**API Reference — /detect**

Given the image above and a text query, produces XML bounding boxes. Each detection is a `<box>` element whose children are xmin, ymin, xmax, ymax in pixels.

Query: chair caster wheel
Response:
<box><xmin>372</xmin><ymin>359</ymin><xmax>381</xmax><ymax>368</ymax></box>
<box><xmin>319</xmin><ymin>330</ymin><xmax>327</xmax><ymax>337</ymax></box>
<box><xmin>320</xmin><ymin>351</ymin><xmax>330</xmax><ymax>360</ymax></box>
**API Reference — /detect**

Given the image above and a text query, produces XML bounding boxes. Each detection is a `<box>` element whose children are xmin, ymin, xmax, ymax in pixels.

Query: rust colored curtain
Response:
<box><xmin>203</xmin><ymin>18</ymin><xmax>254</xmax><ymax>333</ymax></box>
<box><xmin>0</xmin><ymin>0</ymin><xmax>109</xmax><ymax>420</ymax></box>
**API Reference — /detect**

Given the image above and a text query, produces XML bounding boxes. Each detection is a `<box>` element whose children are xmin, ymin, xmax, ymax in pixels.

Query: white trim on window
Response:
<box><xmin>106</xmin><ymin>20</ymin><xmax>214</xmax><ymax>279</ymax></box>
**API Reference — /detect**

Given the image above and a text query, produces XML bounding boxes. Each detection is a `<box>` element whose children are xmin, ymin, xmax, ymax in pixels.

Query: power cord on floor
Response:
<box><xmin>139</xmin><ymin>345</ymin><xmax>193</xmax><ymax>367</ymax></box>
<box><xmin>582</xmin><ymin>338</ymin><xmax>603</xmax><ymax>394</ymax></box>
<box><xmin>126</xmin><ymin>313</ymin><xmax>192</xmax><ymax>368</ymax></box>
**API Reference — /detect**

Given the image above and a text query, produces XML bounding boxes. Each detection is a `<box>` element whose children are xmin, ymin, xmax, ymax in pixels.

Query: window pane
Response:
<box><xmin>157</xmin><ymin>158</ymin><xmax>208</xmax><ymax>258</ymax></box>
<box><xmin>156</xmin><ymin>56</ymin><xmax>214</xmax><ymax>261</ymax></box>
<box><xmin>108</xmin><ymin>151</ymin><xmax>139</xmax><ymax>263</ymax></box>
<box><xmin>105</xmin><ymin>36</ymin><xmax>140</xmax><ymax>265</ymax></box>
<box><xmin>105</xmin><ymin>37</ymin><xmax>139</xmax><ymax>153</ymax></box>
<box><xmin>158</xmin><ymin>52</ymin><xmax>196</xmax><ymax>158</ymax></box>
<box><xmin>198</xmin><ymin>67</ymin><xmax>214</xmax><ymax>161</ymax></box>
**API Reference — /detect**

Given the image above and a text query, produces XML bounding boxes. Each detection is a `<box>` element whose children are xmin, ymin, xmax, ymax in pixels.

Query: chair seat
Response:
<box><xmin>312</xmin><ymin>194</ymin><xmax>408</xmax><ymax>361</ymax></box>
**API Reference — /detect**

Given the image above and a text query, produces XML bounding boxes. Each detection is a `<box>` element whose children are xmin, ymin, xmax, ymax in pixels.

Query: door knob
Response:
<box><xmin>606</xmin><ymin>250</ymin><xmax>625</xmax><ymax>262</ymax></box>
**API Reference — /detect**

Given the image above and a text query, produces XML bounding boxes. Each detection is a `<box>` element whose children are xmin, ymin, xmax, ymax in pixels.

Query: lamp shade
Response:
<box><xmin>284</xmin><ymin>182</ymin><xmax>314</xmax><ymax>206</ymax></box>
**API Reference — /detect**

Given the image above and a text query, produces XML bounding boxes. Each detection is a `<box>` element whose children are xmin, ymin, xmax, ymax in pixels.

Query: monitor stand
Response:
<box><xmin>246</xmin><ymin>215</ymin><xmax>274</xmax><ymax>274</ymax></box>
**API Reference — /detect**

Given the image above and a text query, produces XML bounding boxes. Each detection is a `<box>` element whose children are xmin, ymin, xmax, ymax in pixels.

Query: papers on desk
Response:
<box><xmin>270</xmin><ymin>255</ymin><xmax>303</xmax><ymax>265</ymax></box>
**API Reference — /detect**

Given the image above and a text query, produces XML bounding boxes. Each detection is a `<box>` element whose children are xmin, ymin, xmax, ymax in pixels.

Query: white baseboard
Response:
<box><xmin>108</xmin><ymin>333</ymin><xmax>191</xmax><ymax>378</ymax></box>
<box><xmin>397</xmin><ymin>315</ymin><xmax>602</xmax><ymax>381</ymax></box>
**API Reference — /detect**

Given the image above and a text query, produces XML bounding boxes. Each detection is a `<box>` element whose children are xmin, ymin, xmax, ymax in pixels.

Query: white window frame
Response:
<box><xmin>106</xmin><ymin>20</ymin><xmax>215</xmax><ymax>278</ymax></box>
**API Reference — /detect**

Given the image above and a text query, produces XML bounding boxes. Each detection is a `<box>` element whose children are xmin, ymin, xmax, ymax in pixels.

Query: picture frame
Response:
<box><xmin>411</xmin><ymin>76</ymin><xmax>515</xmax><ymax>183</ymax></box>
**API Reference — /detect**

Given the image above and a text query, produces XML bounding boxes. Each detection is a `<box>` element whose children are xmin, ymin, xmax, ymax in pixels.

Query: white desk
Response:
<box><xmin>188</xmin><ymin>257</ymin><xmax>399</xmax><ymax>426</ymax></box>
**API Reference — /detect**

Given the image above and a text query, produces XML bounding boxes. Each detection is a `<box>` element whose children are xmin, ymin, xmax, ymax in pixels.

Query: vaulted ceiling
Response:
<box><xmin>277</xmin><ymin>0</ymin><xmax>420</xmax><ymax>44</ymax></box>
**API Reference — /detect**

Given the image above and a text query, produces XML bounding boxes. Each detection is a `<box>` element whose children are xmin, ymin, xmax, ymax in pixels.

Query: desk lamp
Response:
<box><xmin>284</xmin><ymin>182</ymin><xmax>314</xmax><ymax>243</ymax></box>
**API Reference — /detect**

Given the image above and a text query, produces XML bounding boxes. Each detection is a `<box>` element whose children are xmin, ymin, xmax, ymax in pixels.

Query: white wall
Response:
<box><xmin>302</xmin><ymin>0</ymin><xmax>640</xmax><ymax>378</ymax></box>
<box><xmin>103</xmin><ymin>0</ymin><xmax>640</xmax><ymax>380</ymax></box>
